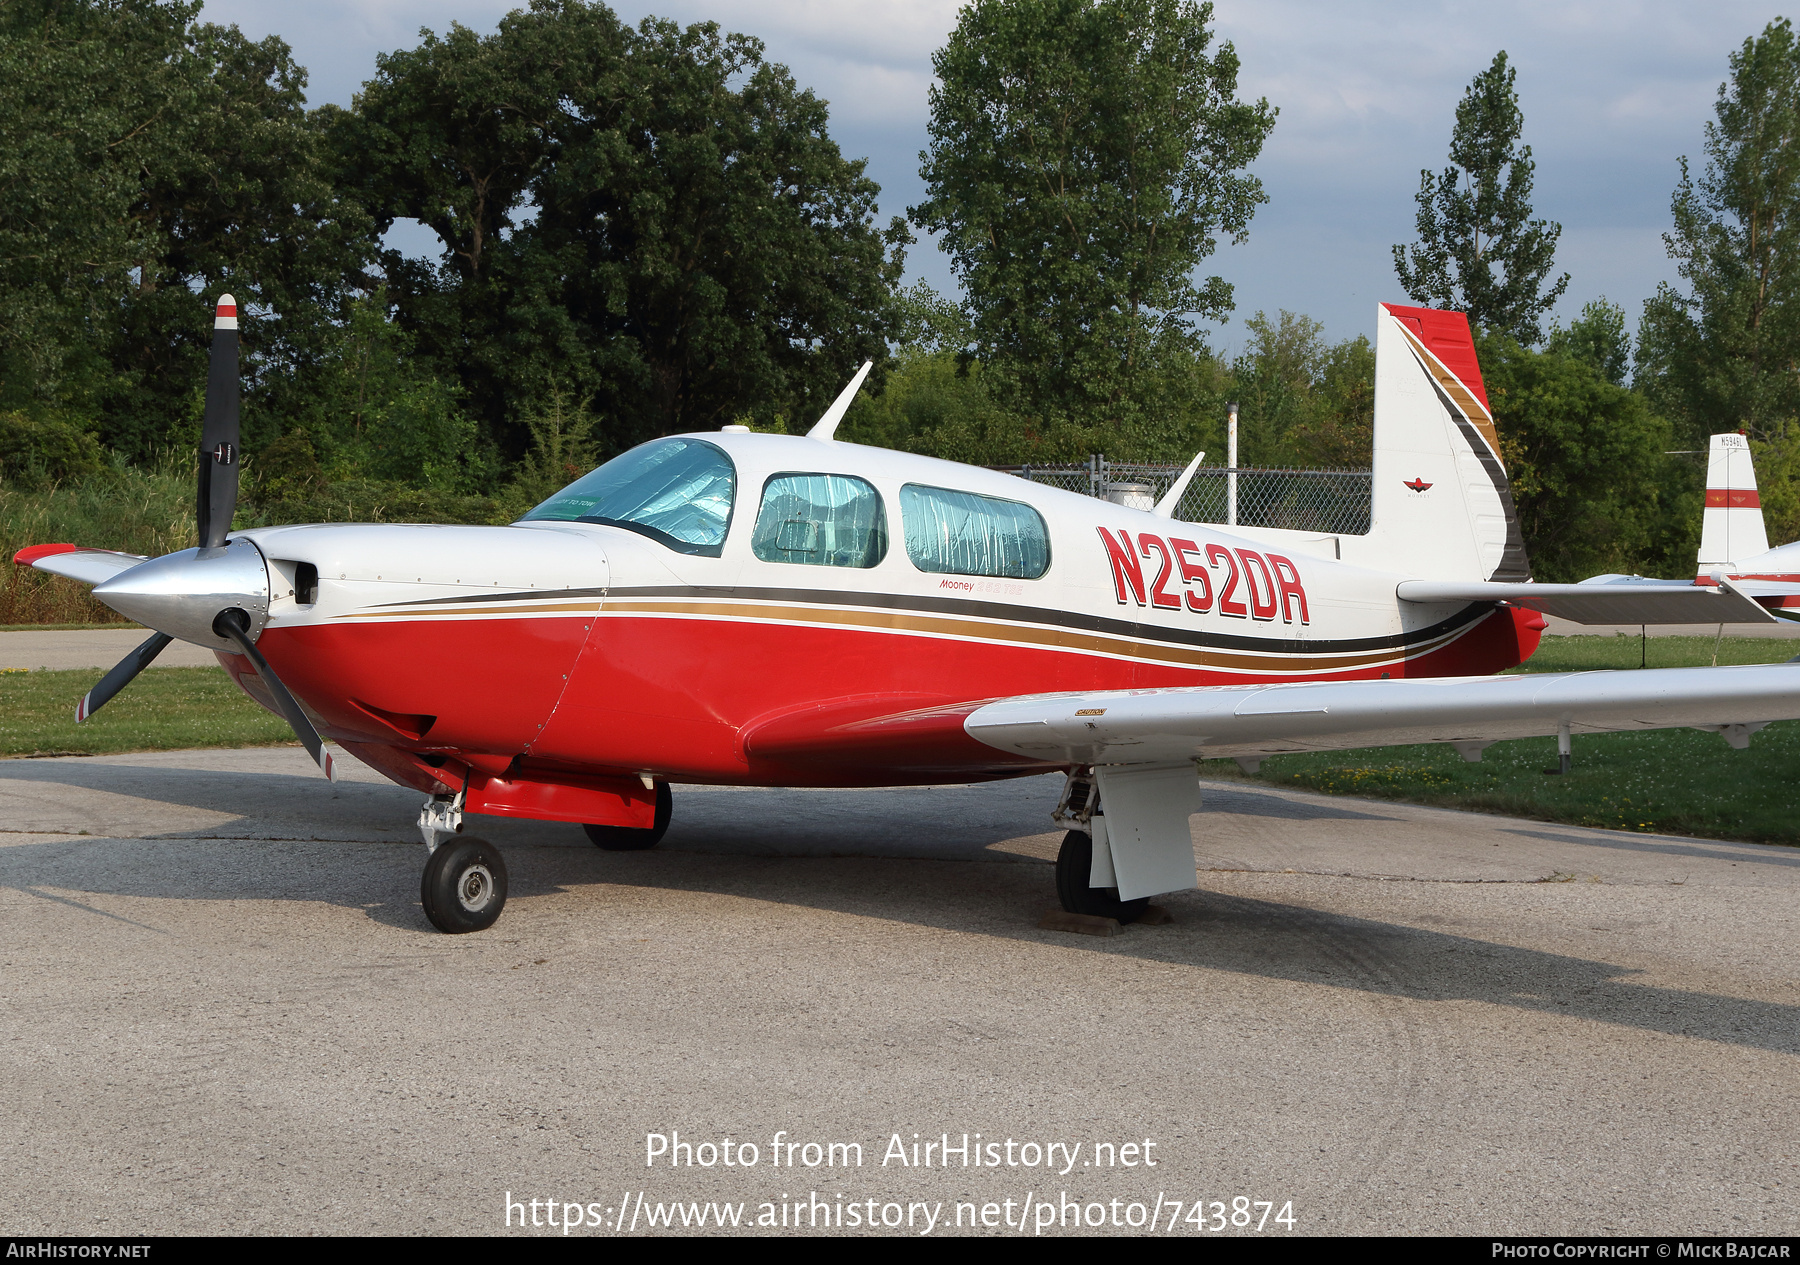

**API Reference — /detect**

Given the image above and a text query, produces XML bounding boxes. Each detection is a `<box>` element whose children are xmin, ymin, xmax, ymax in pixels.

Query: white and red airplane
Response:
<box><xmin>1689</xmin><ymin>431</ymin><xmax>1800</xmax><ymax>618</ymax></box>
<box><xmin>1582</xmin><ymin>431</ymin><xmax>1800</xmax><ymax>618</ymax></box>
<box><xmin>16</xmin><ymin>299</ymin><xmax>1800</xmax><ymax>933</ymax></box>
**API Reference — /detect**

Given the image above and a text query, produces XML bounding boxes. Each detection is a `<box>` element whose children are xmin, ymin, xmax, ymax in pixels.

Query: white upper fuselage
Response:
<box><xmin>240</xmin><ymin>431</ymin><xmax>1495</xmax><ymax>682</ymax></box>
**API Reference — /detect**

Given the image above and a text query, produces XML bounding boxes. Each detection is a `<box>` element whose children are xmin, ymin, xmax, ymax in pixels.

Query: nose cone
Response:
<box><xmin>92</xmin><ymin>537</ymin><xmax>271</xmax><ymax>650</ymax></box>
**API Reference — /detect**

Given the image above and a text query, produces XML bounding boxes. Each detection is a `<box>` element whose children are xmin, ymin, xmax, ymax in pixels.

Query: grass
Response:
<box><xmin>1204</xmin><ymin>634</ymin><xmax>1800</xmax><ymax>846</ymax></box>
<box><xmin>0</xmin><ymin>666</ymin><xmax>293</xmax><ymax>757</ymax></box>
<box><xmin>0</xmin><ymin>623</ymin><xmax>134</xmax><ymax>632</ymax></box>
<box><xmin>0</xmin><ymin>463</ymin><xmax>195</xmax><ymax>625</ymax></box>
<box><xmin>1507</xmin><ymin>632</ymin><xmax>1800</xmax><ymax>673</ymax></box>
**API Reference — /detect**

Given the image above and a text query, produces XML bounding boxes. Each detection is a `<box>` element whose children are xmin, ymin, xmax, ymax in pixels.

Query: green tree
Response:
<box><xmin>1482</xmin><ymin>332</ymin><xmax>1685</xmax><ymax>580</ymax></box>
<box><xmin>1393</xmin><ymin>51</ymin><xmax>1568</xmax><ymax>344</ymax></box>
<box><xmin>911</xmin><ymin>0</ymin><xmax>1274</xmax><ymax>439</ymax></box>
<box><xmin>1546</xmin><ymin>297</ymin><xmax>1630</xmax><ymax>386</ymax></box>
<box><xmin>1637</xmin><ymin>20</ymin><xmax>1800</xmax><ymax>453</ymax></box>
<box><xmin>0</xmin><ymin>0</ymin><xmax>165</xmax><ymax>403</ymax></box>
<box><xmin>0</xmin><ymin>0</ymin><xmax>374</xmax><ymax>458</ymax></box>
<box><xmin>339</xmin><ymin>1</ymin><xmax>909</xmax><ymax>461</ymax></box>
<box><xmin>509</xmin><ymin>382</ymin><xmax>602</xmax><ymax>510</ymax></box>
<box><xmin>1227</xmin><ymin>311</ymin><xmax>1374</xmax><ymax>467</ymax></box>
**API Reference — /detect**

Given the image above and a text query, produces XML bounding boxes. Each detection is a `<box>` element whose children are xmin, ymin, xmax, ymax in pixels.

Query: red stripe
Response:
<box><xmin>216</xmin><ymin>303</ymin><xmax>237</xmax><ymax>317</ymax></box>
<box><xmin>1705</xmin><ymin>489</ymin><xmax>1761</xmax><ymax>508</ymax></box>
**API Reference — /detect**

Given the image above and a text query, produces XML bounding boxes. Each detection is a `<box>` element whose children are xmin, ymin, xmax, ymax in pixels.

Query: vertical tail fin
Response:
<box><xmin>1697</xmin><ymin>433</ymin><xmax>1768</xmax><ymax>571</ymax></box>
<box><xmin>1342</xmin><ymin>303</ymin><xmax>1529</xmax><ymax>582</ymax></box>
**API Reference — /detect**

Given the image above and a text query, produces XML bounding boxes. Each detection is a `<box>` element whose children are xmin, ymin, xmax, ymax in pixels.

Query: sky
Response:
<box><xmin>202</xmin><ymin>0</ymin><xmax>1794</xmax><ymax>353</ymax></box>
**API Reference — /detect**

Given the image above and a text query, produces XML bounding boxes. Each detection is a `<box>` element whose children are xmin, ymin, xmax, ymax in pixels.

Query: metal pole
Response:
<box><xmin>1226</xmin><ymin>402</ymin><xmax>1239</xmax><ymax>526</ymax></box>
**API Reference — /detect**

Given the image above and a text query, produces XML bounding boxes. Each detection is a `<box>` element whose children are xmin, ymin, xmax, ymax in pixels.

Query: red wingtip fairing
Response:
<box><xmin>1379</xmin><ymin>303</ymin><xmax>1492</xmax><ymax>416</ymax></box>
<box><xmin>12</xmin><ymin>543</ymin><xmax>80</xmax><ymax>567</ymax></box>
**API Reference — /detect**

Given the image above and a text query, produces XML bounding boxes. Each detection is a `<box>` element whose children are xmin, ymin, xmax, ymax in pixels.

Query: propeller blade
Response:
<box><xmin>212</xmin><ymin>609</ymin><xmax>336</xmax><ymax>782</ymax></box>
<box><xmin>197</xmin><ymin>294</ymin><xmax>241</xmax><ymax>551</ymax></box>
<box><xmin>75</xmin><ymin>631</ymin><xmax>173</xmax><ymax>723</ymax></box>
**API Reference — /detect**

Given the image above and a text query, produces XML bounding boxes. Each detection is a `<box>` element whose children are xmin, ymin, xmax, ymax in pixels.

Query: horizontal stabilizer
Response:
<box><xmin>1396</xmin><ymin>576</ymin><xmax>1777</xmax><ymax>624</ymax></box>
<box><xmin>965</xmin><ymin>662</ymin><xmax>1800</xmax><ymax>767</ymax></box>
<box><xmin>12</xmin><ymin>544</ymin><xmax>149</xmax><ymax>587</ymax></box>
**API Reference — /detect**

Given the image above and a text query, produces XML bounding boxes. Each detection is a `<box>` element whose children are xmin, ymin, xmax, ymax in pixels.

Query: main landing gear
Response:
<box><xmin>1051</xmin><ymin>772</ymin><xmax>1149</xmax><ymax>925</ymax></box>
<box><xmin>583</xmin><ymin>781</ymin><xmax>672</xmax><ymax>850</ymax></box>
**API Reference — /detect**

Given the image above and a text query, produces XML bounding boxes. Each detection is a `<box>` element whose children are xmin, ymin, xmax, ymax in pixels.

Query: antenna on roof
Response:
<box><xmin>806</xmin><ymin>360</ymin><xmax>874</xmax><ymax>442</ymax></box>
<box><xmin>1151</xmin><ymin>450</ymin><xmax>1207</xmax><ymax>519</ymax></box>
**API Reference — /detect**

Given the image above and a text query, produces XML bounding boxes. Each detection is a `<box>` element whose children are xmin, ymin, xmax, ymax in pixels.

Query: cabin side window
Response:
<box><xmin>519</xmin><ymin>437</ymin><xmax>736</xmax><ymax>557</ymax></box>
<box><xmin>751</xmin><ymin>473</ymin><xmax>888</xmax><ymax>568</ymax></box>
<box><xmin>900</xmin><ymin>484</ymin><xmax>1050</xmax><ymax>580</ymax></box>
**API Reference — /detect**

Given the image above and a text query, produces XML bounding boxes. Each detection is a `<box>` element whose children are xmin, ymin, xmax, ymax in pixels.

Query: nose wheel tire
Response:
<box><xmin>421</xmin><ymin>836</ymin><xmax>508</xmax><ymax>933</ymax></box>
<box><xmin>583</xmin><ymin>781</ymin><xmax>672</xmax><ymax>851</ymax></box>
<box><xmin>1055</xmin><ymin>829</ymin><xmax>1149</xmax><ymax>925</ymax></box>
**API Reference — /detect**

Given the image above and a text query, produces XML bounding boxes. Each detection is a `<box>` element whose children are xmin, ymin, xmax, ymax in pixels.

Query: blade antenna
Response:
<box><xmin>1152</xmin><ymin>450</ymin><xmax>1207</xmax><ymax>519</ymax></box>
<box><xmin>75</xmin><ymin>632</ymin><xmax>173</xmax><ymax>722</ymax></box>
<box><xmin>805</xmin><ymin>360</ymin><xmax>874</xmax><ymax>442</ymax></box>
<box><xmin>197</xmin><ymin>295</ymin><xmax>241</xmax><ymax>550</ymax></box>
<box><xmin>213</xmin><ymin>609</ymin><xmax>336</xmax><ymax>781</ymax></box>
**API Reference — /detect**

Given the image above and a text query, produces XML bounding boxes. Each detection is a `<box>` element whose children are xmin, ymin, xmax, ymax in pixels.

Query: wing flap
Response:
<box><xmin>964</xmin><ymin>664</ymin><xmax>1800</xmax><ymax>765</ymax></box>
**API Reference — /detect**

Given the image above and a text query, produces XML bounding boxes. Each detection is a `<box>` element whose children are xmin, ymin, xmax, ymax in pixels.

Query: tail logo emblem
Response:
<box><xmin>1404</xmin><ymin>477</ymin><xmax>1433</xmax><ymax>492</ymax></box>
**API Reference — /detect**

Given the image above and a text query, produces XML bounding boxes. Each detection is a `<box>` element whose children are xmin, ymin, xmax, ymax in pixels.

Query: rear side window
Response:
<box><xmin>752</xmin><ymin>473</ymin><xmax>888</xmax><ymax>568</ymax></box>
<box><xmin>901</xmin><ymin>484</ymin><xmax>1050</xmax><ymax>579</ymax></box>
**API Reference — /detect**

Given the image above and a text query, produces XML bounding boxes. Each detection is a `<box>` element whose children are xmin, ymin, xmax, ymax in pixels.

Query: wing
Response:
<box><xmin>13</xmin><ymin>543</ymin><xmax>149</xmax><ymax>587</ymax></box>
<box><xmin>964</xmin><ymin>663</ymin><xmax>1800</xmax><ymax>767</ymax></box>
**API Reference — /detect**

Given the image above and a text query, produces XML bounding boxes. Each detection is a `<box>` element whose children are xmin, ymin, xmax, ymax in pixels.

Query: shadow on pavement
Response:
<box><xmin>5</xmin><ymin>821</ymin><xmax>1798</xmax><ymax>1059</ymax></box>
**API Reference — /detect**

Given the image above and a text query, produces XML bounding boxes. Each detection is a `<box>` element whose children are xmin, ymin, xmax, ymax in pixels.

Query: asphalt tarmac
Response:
<box><xmin>2</xmin><ymin>747</ymin><xmax>1797</xmax><ymax>1237</ymax></box>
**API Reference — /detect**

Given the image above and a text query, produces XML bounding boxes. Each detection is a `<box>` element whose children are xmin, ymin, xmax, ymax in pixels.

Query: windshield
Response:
<box><xmin>520</xmin><ymin>438</ymin><xmax>737</xmax><ymax>556</ymax></box>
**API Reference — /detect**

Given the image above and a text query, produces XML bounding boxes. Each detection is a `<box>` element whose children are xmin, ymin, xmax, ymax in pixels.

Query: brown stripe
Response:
<box><xmin>1397</xmin><ymin>326</ymin><xmax>1504</xmax><ymax>469</ymax></box>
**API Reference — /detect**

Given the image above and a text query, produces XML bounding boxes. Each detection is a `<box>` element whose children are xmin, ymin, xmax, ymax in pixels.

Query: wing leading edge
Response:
<box><xmin>13</xmin><ymin>544</ymin><xmax>149</xmax><ymax>587</ymax></box>
<box><xmin>964</xmin><ymin>663</ymin><xmax>1800</xmax><ymax>767</ymax></box>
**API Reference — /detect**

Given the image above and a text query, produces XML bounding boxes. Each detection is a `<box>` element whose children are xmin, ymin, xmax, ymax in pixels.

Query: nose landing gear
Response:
<box><xmin>421</xmin><ymin>836</ymin><xmax>509</xmax><ymax>933</ymax></box>
<box><xmin>417</xmin><ymin>788</ymin><xmax>507</xmax><ymax>933</ymax></box>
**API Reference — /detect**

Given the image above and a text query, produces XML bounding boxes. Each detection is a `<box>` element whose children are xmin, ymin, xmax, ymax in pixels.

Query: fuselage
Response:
<box><xmin>222</xmin><ymin>432</ymin><xmax>1542</xmax><ymax>800</ymax></box>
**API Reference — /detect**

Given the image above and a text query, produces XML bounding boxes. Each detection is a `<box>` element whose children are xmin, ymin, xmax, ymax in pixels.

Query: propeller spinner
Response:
<box><xmin>72</xmin><ymin>295</ymin><xmax>335</xmax><ymax>780</ymax></box>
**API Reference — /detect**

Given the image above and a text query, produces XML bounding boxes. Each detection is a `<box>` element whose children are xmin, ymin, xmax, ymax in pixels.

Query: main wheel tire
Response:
<box><xmin>1055</xmin><ymin>828</ymin><xmax>1149</xmax><ymax>924</ymax></box>
<box><xmin>583</xmin><ymin>781</ymin><xmax>672</xmax><ymax>851</ymax></box>
<box><xmin>421</xmin><ymin>836</ymin><xmax>508</xmax><ymax>933</ymax></box>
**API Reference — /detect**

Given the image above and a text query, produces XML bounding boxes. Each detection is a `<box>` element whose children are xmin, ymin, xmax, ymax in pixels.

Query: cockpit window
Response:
<box><xmin>520</xmin><ymin>437</ymin><xmax>736</xmax><ymax>556</ymax></box>
<box><xmin>752</xmin><ymin>474</ymin><xmax>888</xmax><ymax>568</ymax></box>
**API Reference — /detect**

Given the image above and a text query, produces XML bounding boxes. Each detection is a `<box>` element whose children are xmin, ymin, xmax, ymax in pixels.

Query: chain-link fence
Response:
<box><xmin>993</xmin><ymin>456</ymin><xmax>1372</xmax><ymax>536</ymax></box>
